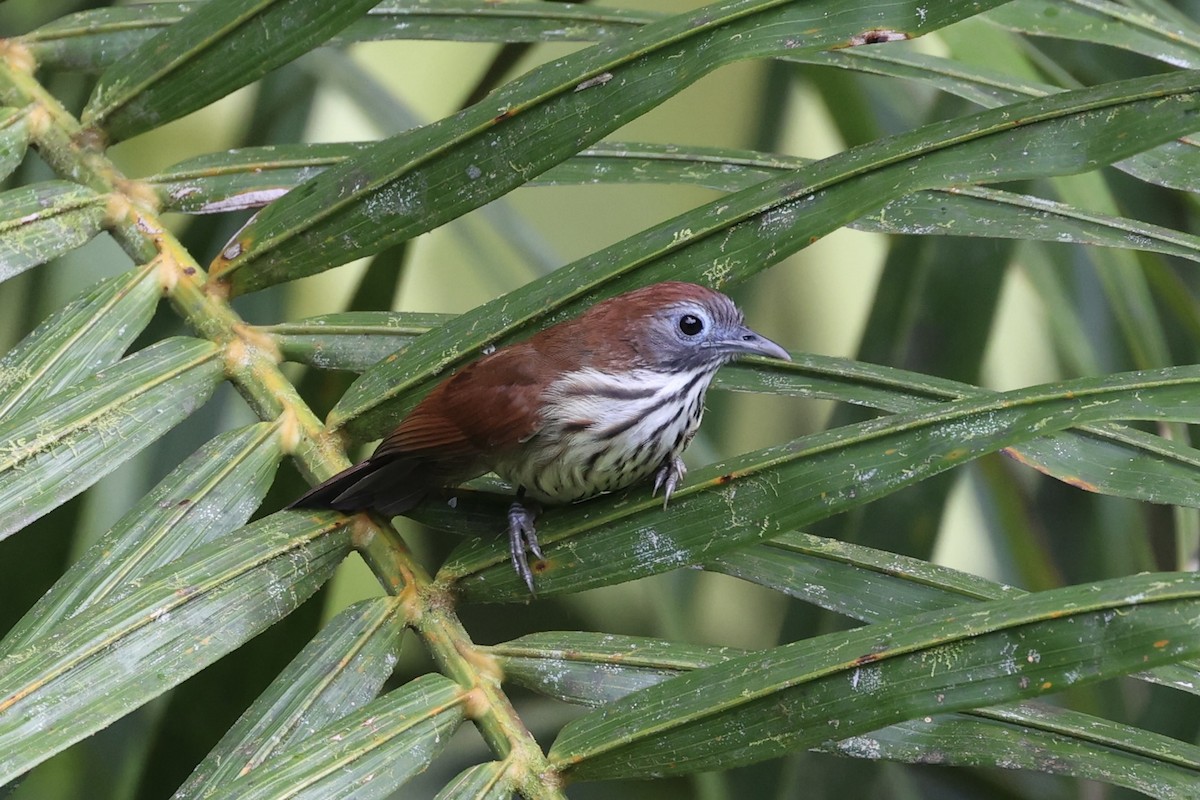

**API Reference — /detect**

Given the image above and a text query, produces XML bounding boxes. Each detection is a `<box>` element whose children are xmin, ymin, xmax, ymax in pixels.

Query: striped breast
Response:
<box><xmin>490</xmin><ymin>366</ymin><xmax>718</xmax><ymax>504</ymax></box>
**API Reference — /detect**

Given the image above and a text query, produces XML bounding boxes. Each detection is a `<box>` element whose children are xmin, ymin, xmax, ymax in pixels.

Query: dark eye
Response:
<box><xmin>678</xmin><ymin>314</ymin><xmax>704</xmax><ymax>336</ymax></box>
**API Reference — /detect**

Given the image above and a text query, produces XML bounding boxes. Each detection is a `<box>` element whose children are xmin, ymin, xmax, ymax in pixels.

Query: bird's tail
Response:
<box><xmin>287</xmin><ymin>455</ymin><xmax>427</xmax><ymax>517</ymax></box>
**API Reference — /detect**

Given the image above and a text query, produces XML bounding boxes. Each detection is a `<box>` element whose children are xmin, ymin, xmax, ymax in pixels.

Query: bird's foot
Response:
<box><xmin>652</xmin><ymin>456</ymin><xmax>687</xmax><ymax>509</ymax></box>
<box><xmin>508</xmin><ymin>498</ymin><xmax>544</xmax><ymax>594</ymax></box>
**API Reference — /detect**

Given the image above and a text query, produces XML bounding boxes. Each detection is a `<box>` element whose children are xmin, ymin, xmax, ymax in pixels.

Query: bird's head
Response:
<box><xmin>597</xmin><ymin>282</ymin><xmax>790</xmax><ymax>371</ymax></box>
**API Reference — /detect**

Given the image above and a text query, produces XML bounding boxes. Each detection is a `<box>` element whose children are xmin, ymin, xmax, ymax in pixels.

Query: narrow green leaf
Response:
<box><xmin>495</xmin><ymin>632</ymin><xmax>1200</xmax><ymax>797</ymax></box>
<box><xmin>1014</xmin><ymin>419</ymin><xmax>1200</xmax><ymax>509</ymax></box>
<box><xmin>795</xmin><ymin>46</ymin><xmax>1042</xmax><ymax>107</ymax></box>
<box><xmin>548</xmin><ymin>573</ymin><xmax>1200</xmax><ymax>779</ymax></box>
<box><xmin>800</xmin><ymin>47</ymin><xmax>1200</xmax><ymax>192</ymax></box>
<box><xmin>1048</xmin><ymin>168</ymin><xmax>1172</xmax><ymax>377</ymax></box>
<box><xmin>519</xmin><ymin>634</ymin><xmax>1200</xmax><ymax>790</ymax></box>
<box><xmin>0</xmin><ymin>263</ymin><xmax>161</xmax><ymax>418</ymax></box>
<box><xmin>264</xmin><ymin>311</ymin><xmax>451</xmax><ymax>372</ymax></box>
<box><xmin>492</xmin><ymin>633</ymin><xmax>744</xmax><ymax>708</ymax></box>
<box><xmin>0</xmin><ymin>512</ymin><xmax>353</xmax><ymax>784</ymax></box>
<box><xmin>0</xmin><ymin>422</ymin><xmax>284</xmax><ymax>656</ymax></box>
<box><xmin>200</xmin><ymin>673</ymin><xmax>466</xmax><ymax>800</ymax></box>
<box><xmin>433</xmin><ymin>762</ymin><xmax>513</xmax><ymax>800</ymax></box>
<box><xmin>209</xmin><ymin>0</ymin><xmax>1006</xmax><ymax>294</ymax></box>
<box><xmin>841</xmin><ymin>707</ymin><xmax>1200</xmax><ymax>800</ymax></box>
<box><xmin>0</xmin><ymin>337</ymin><xmax>224</xmax><ymax>539</ymax></box>
<box><xmin>709</xmin><ymin>529</ymin><xmax>1200</xmax><ymax>695</ymax></box>
<box><xmin>338</xmin><ymin>0</ymin><xmax>650</xmax><ymax>44</ymax></box>
<box><xmin>0</xmin><ymin>107</ymin><xmax>29</xmax><ymax>182</ymax></box>
<box><xmin>21</xmin><ymin>2</ymin><xmax>651</xmax><ymax>71</ymax></box>
<box><xmin>861</xmin><ymin>185</ymin><xmax>1200</xmax><ymax>262</ymax></box>
<box><xmin>1117</xmin><ymin>139</ymin><xmax>1200</xmax><ymax>192</ymax></box>
<box><xmin>330</xmin><ymin>69</ymin><xmax>1200</xmax><ymax>441</ymax></box>
<box><xmin>19</xmin><ymin>4</ymin><xmax>197</xmax><ymax>72</ymax></box>
<box><xmin>146</xmin><ymin>141</ymin><xmax>750</xmax><ymax>213</ymax></box>
<box><xmin>0</xmin><ymin>181</ymin><xmax>108</xmax><ymax>282</ymax></box>
<box><xmin>82</xmin><ymin>0</ymin><xmax>380</xmax><ymax>141</ymax></box>
<box><xmin>149</xmin><ymin>143</ymin><xmax>373</xmax><ymax>214</ymax></box>
<box><xmin>1117</xmin><ymin>0</ymin><xmax>1199</xmax><ymax>30</ymax></box>
<box><xmin>151</xmin><ymin>140</ymin><xmax>1200</xmax><ymax>271</ymax></box>
<box><xmin>433</xmin><ymin>364</ymin><xmax>1200</xmax><ymax>599</ymax></box>
<box><xmin>714</xmin><ymin>531</ymin><xmax>1040</xmax><ymax>621</ymax></box>
<box><xmin>176</xmin><ymin>597</ymin><xmax>407</xmax><ymax>799</ymax></box>
<box><xmin>716</xmin><ymin>355</ymin><xmax>1200</xmax><ymax>510</ymax></box>
<box><xmin>714</xmin><ymin>353</ymin><xmax>1043</xmax><ymax>414</ymax></box>
<box><xmin>986</xmin><ymin>0</ymin><xmax>1200</xmax><ymax>69</ymax></box>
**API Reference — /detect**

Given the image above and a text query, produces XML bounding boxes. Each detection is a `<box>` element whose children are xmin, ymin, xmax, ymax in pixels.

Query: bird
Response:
<box><xmin>289</xmin><ymin>281</ymin><xmax>790</xmax><ymax>592</ymax></box>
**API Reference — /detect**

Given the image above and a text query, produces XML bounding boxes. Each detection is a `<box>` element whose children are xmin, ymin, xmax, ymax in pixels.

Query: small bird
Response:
<box><xmin>289</xmin><ymin>281</ymin><xmax>789</xmax><ymax>591</ymax></box>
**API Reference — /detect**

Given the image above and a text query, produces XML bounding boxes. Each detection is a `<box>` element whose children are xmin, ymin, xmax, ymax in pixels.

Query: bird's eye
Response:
<box><xmin>678</xmin><ymin>314</ymin><xmax>704</xmax><ymax>336</ymax></box>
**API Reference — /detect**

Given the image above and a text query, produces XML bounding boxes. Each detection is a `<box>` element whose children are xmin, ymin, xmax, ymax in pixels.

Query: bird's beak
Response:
<box><xmin>722</xmin><ymin>325</ymin><xmax>791</xmax><ymax>361</ymax></box>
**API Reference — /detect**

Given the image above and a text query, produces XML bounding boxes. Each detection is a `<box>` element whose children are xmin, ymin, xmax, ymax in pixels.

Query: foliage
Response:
<box><xmin>3</xmin><ymin>1</ymin><xmax>1200</xmax><ymax>798</ymax></box>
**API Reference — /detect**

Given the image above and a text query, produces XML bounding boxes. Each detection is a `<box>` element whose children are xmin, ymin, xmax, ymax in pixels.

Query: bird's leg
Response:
<box><xmin>652</xmin><ymin>455</ymin><xmax>687</xmax><ymax>509</ymax></box>
<box><xmin>508</xmin><ymin>487</ymin><xmax>544</xmax><ymax>593</ymax></box>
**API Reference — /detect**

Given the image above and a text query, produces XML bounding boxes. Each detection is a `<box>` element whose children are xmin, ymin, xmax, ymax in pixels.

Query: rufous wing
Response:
<box><xmin>373</xmin><ymin>342</ymin><xmax>549</xmax><ymax>463</ymax></box>
<box><xmin>290</xmin><ymin>341</ymin><xmax>551</xmax><ymax>516</ymax></box>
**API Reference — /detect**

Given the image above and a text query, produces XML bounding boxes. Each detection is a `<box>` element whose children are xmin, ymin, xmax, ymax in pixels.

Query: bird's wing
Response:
<box><xmin>288</xmin><ymin>344</ymin><xmax>548</xmax><ymax>515</ymax></box>
<box><xmin>371</xmin><ymin>344</ymin><xmax>546</xmax><ymax>462</ymax></box>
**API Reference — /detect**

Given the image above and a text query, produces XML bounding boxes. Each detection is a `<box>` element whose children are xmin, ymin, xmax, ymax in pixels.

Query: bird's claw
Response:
<box><xmin>508</xmin><ymin>499</ymin><xmax>544</xmax><ymax>594</ymax></box>
<box><xmin>652</xmin><ymin>456</ymin><xmax>687</xmax><ymax>509</ymax></box>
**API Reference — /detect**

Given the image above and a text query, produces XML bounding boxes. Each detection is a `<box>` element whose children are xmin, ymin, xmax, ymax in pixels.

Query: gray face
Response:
<box><xmin>642</xmin><ymin>296</ymin><xmax>790</xmax><ymax>371</ymax></box>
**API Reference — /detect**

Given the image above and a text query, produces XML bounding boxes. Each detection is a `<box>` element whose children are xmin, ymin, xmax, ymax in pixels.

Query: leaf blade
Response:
<box><xmin>0</xmin><ymin>182</ymin><xmax>107</xmax><ymax>282</ymax></box>
<box><xmin>548</xmin><ymin>573</ymin><xmax>1200</xmax><ymax>779</ymax></box>
<box><xmin>433</xmin><ymin>762</ymin><xmax>514</xmax><ymax>800</ymax></box>
<box><xmin>0</xmin><ymin>512</ymin><xmax>353</xmax><ymax>783</ymax></box>
<box><xmin>201</xmin><ymin>673</ymin><xmax>467</xmax><ymax>800</ymax></box>
<box><xmin>0</xmin><ymin>421</ymin><xmax>284</xmax><ymax>656</ymax></box>
<box><xmin>494</xmin><ymin>631</ymin><xmax>1200</xmax><ymax>796</ymax></box>
<box><xmin>82</xmin><ymin>0</ymin><xmax>381</xmax><ymax>140</ymax></box>
<box><xmin>0</xmin><ymin>264</ymin><xmax>161</xmax><ymax>418</ymax></box>
<box><xmin>0</xmin><ymin>107</ymin><xmax>29</xmax><ymax>182</ymax></box>
<box><xmin>0</xmin><ymin>337</ymin><xmax>225</xmax><ymax>539</ymax></box>
<box><xmin>175</xmin><ymin>597</ymin><xmax>407</xmax><ymax>798</ymax></box>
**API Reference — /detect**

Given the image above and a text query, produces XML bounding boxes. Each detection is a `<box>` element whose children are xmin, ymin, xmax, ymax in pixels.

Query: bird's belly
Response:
<box><xmin>492</xmin><ymin>371</ymin><xmax>710</xmax><ymax>504</ymax></box>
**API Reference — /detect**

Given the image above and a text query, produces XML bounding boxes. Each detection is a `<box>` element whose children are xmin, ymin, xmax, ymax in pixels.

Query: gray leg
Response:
<box><xmin>508</xmin><ymin>490</ymin><xmax>544</xmax><ymax>593</ymax></box>
<box><xmin>652</xmin><ymin>455</ymin><xmax>687</xmax><ymax>509</ymax></box>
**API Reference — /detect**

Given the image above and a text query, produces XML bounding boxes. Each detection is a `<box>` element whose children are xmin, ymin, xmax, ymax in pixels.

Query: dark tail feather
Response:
<box><xmin>287</xmin><ymin>456</ymin><xmax>426</xmax><ymax>517</ymax></box>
